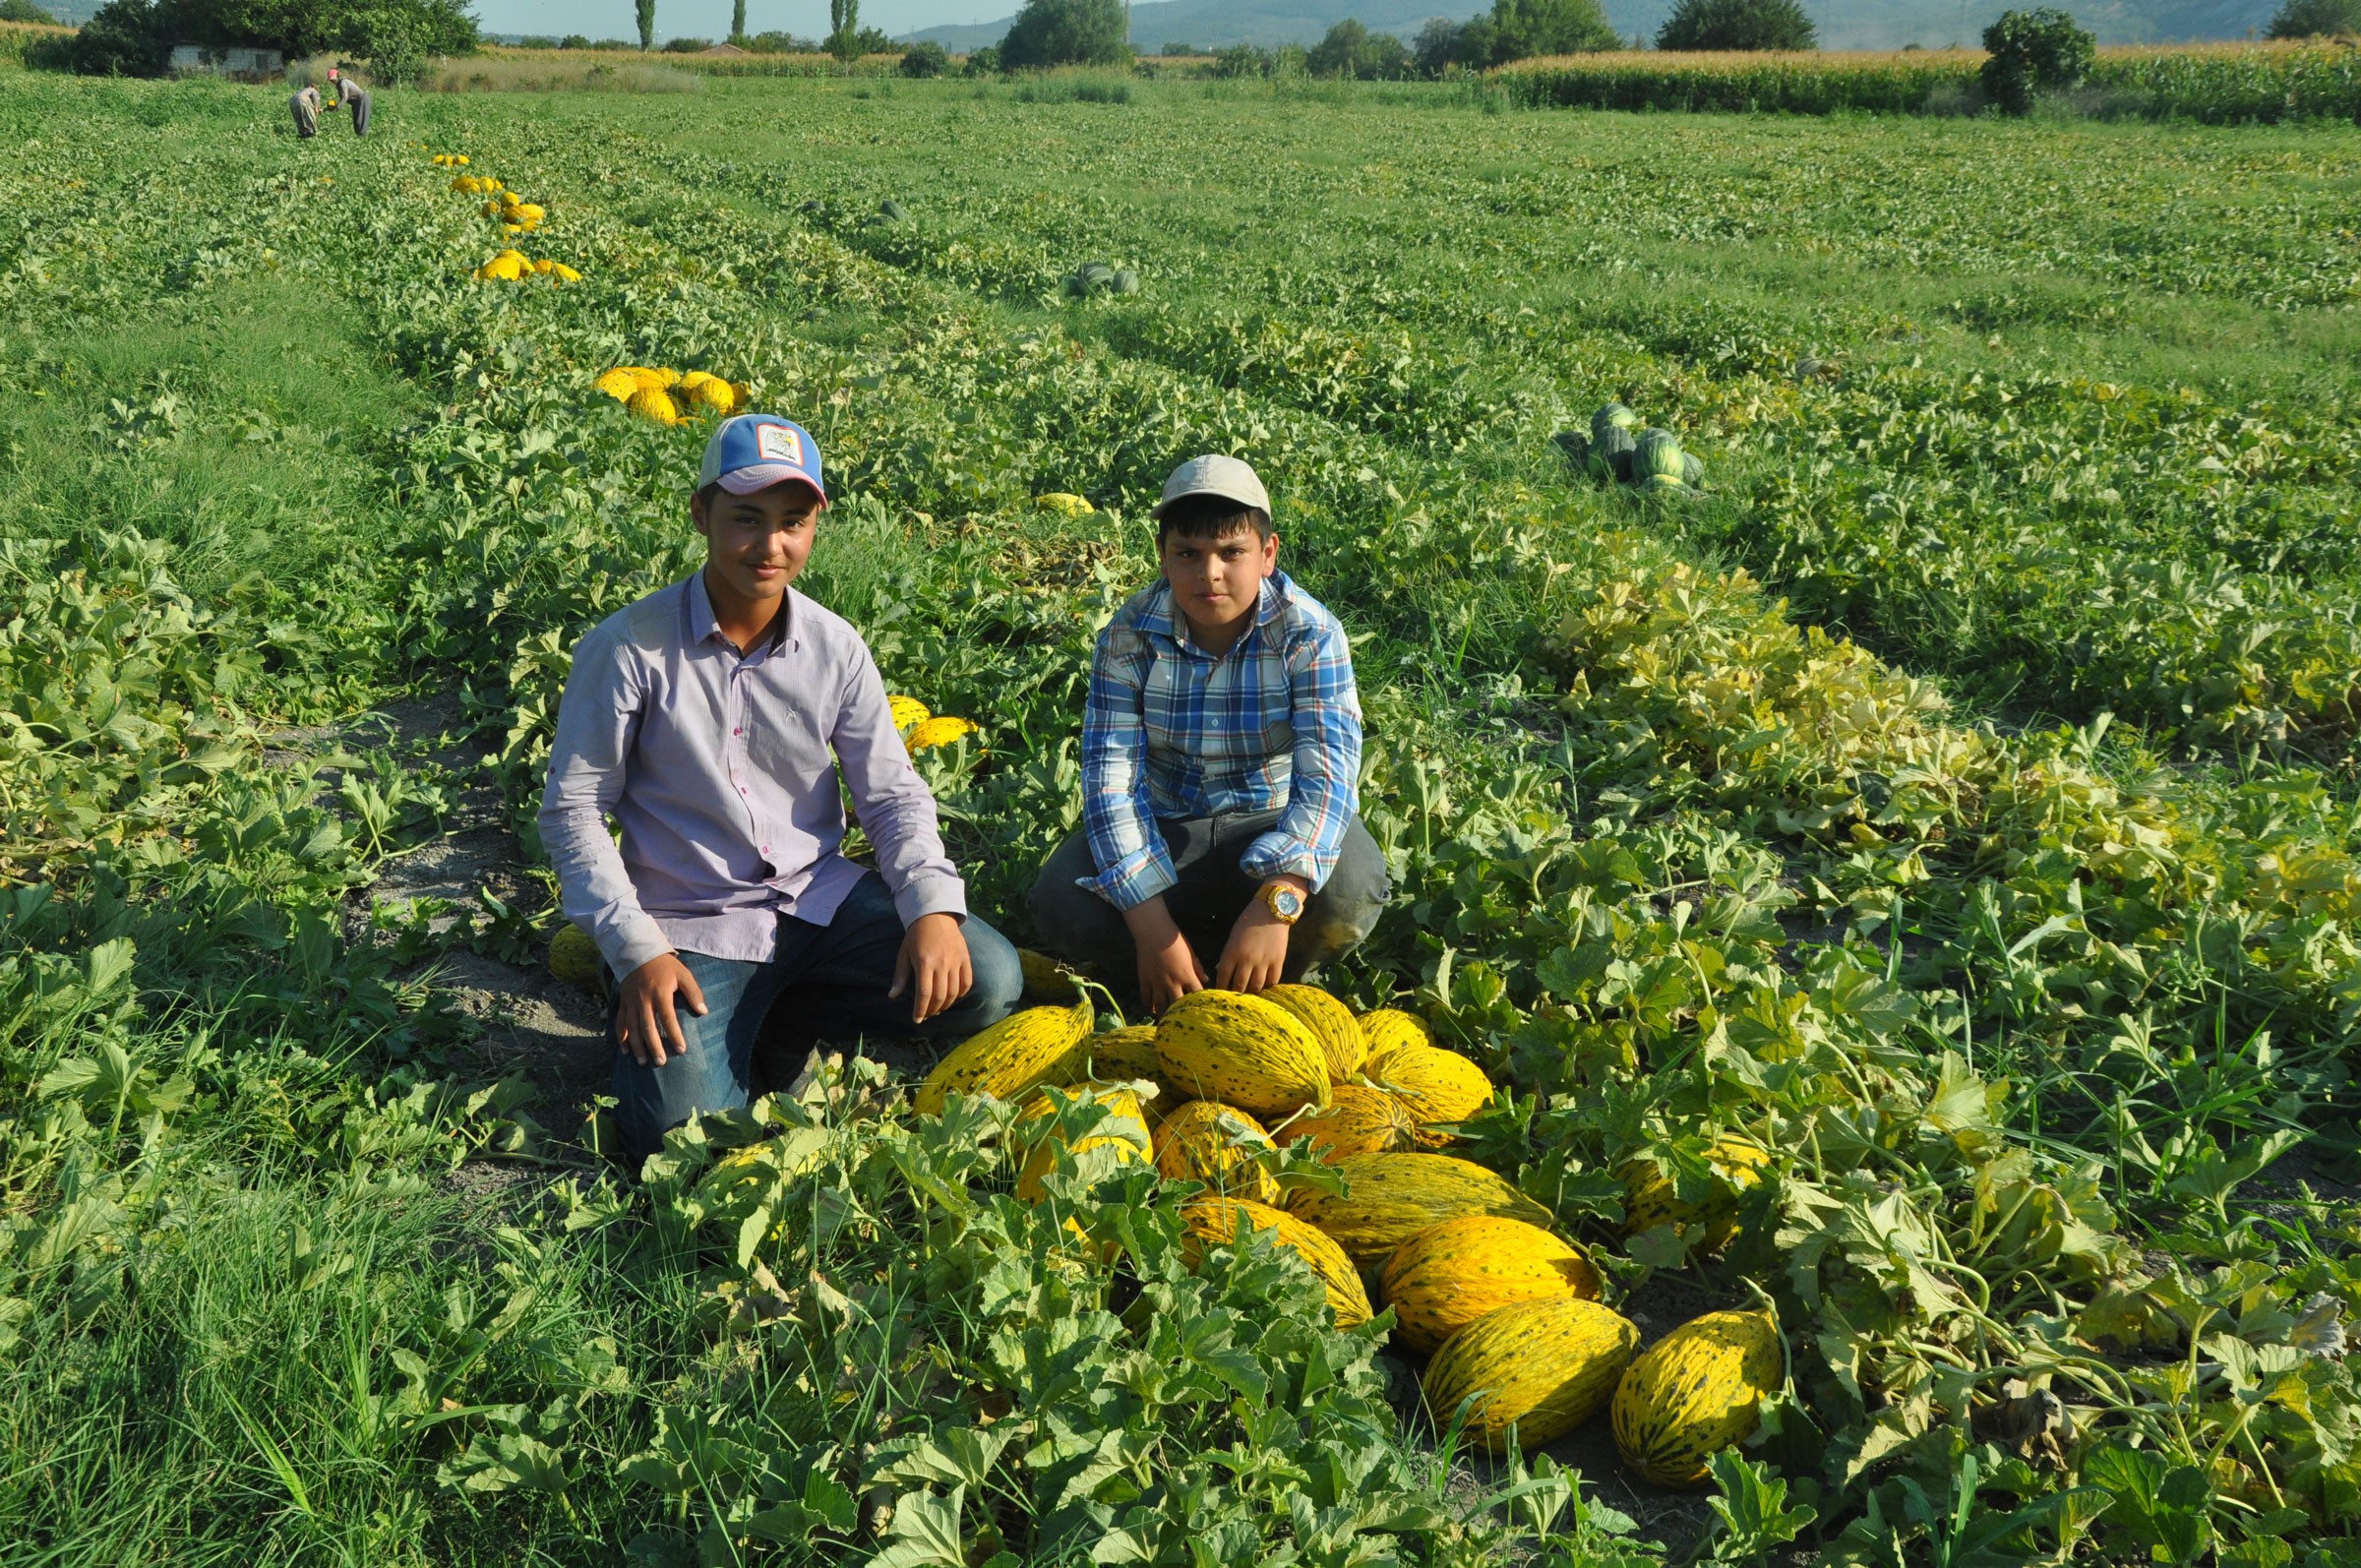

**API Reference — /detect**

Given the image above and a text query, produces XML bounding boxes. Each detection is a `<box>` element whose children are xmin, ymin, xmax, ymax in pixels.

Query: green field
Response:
<box><xmin>4</xmin><ymin>69</ymin><xmax>2361</xmax><ymax>1565</ymax></box>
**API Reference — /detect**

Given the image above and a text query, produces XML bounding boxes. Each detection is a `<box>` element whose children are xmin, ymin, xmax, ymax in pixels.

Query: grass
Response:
<box><xmin>3</xmin><ymin>69</ymin><xmax>2360</xmax><ymax>1562</ymax></box>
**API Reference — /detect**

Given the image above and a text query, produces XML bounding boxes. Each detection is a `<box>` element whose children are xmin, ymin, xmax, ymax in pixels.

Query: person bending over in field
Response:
<box><xmin>1029</xmin><ymin>454</ymin><xmax>1387</xmax><ymax>1013</ymax></box>
<box><xmin>327</xmin><ymin>68</ymin><xmax>370</xmax><ymax>136</ymax></box>
<box><xmin>289</xmin><ymin>83</ymin><xmax>322</xmax><ymax>139</ymax></box>
<box><xmin>540</xmin><ymin>414</ymin><xmax>1023</xmax><ymax>1161</ymax></box>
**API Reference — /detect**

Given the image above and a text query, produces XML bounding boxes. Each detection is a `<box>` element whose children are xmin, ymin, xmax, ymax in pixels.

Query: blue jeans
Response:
<box><xmin>611</xmin><ymin>872</ymin><xmax>1023</xmax><ymax>1159</ymax></box>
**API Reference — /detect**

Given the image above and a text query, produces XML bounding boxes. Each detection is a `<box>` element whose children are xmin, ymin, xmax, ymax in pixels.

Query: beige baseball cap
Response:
<box><xmin>1149</xmin><ymin>454</ymin><xmax>1271</xmax><ymax>520</ymax></box>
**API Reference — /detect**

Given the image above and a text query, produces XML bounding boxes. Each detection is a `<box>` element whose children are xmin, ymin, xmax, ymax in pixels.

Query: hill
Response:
<box><xmin>904</xmin><ymin>0</ymin><xmax>2278</xmax><ymax>51</ymax></box>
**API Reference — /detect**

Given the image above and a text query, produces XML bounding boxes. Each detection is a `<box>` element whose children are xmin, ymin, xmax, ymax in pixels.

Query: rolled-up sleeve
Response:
<box><xmin>537</xmin><ymin>627</ymin><xmax>674</xmax><ymax>978</ymax></box>
<box><xmin>832</xmin><ymin>644</ymin><xmax>967</xmax><ymax>927</ymax></box>
<box><xmin>1080</xmin><ymin>624</ymin><xmax>1179</xmax><ymax>910</ymax></box>
<box><xmin>1241</xmin><ymin>617</ymin><xmax>1361</xmax><ymax>892</ymax></box>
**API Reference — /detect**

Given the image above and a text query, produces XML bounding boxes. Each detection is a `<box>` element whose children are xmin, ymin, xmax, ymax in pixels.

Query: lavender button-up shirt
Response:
<box><xmin>537</xmin><ymin>572</ymin><xmax>967</xmax><ymax>978</ymax></box>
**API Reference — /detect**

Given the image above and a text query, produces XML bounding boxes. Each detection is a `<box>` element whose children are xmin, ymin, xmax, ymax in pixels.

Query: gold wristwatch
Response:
<box><xmin>1261</xmin><ymin>882</ymin><xmax>1306</xmax><ymax>925</ymax></box>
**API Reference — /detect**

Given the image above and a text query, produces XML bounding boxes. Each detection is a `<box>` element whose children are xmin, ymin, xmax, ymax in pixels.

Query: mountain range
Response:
<box><xmin>905</xmin><ymin>0</ymin><xmax>2279</xmax><ymax>52</ymax></box>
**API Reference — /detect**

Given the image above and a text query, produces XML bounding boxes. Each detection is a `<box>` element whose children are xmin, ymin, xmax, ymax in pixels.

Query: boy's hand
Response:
<box><xmin>892</xmin><ymin>912</ymin><xmax>972</xmax><ymax>1024</ymax></box>
<box><xmin>1215</xmin><ymin>881</ymin><xmax>1300</xmax><ymax>994</ymax></box>
<box><xmin>617</xmin><ymin>952</ymin><xmax>707</xmax><ymax>1067</ymax></box>
<box><xmin>1123</xmin><ymin>895</ymin><xmax>1207</xmax><ymax>1014</ymax></box>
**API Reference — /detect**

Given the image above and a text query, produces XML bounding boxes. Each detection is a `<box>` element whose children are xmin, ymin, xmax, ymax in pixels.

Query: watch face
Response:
<box><xmin>1272</xmin><ymin>886</ymin><xmax>1304</xmax><ymax>920</ymax></box>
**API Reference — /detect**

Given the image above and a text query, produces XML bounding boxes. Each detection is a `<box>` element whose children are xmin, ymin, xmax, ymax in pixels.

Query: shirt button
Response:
<box><xmin>733</xmin><ymin>728</ymin><xmax>742</xmax><ymax>736</ymax></box>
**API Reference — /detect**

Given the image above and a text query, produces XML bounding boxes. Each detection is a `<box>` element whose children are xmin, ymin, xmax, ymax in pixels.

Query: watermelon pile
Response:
<box><xmin>1561</xmin><ymin>400</ymin><xmax>1706</xmax><ymax>494</ymax></box>
<box><xmin>1062</xmin><ymin>260</ymin><xmax>1141</xmax><ymax>299</ymax></box>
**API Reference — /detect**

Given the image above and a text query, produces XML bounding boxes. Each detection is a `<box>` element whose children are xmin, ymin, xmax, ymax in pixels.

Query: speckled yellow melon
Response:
<box><xmin>1378</xmin><ymin>1215</ymin><xmax>1602</xmax><ymax>1355</ymax></box>
<box><xmin>1423</xmin><ymin>1296</ymin><xmax>1641</xmax><ymax>1453</ymax></box>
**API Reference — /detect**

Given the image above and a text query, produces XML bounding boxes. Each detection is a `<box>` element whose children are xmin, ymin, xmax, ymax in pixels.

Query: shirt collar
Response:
<box><xmin>1139</xmin><ymin>573</ymin><xmax>1292</xmax><ymax>651</ymax></box>
<box><xmin>686</xmin><ymin>570</ymin><xmax>793</xmax><ymax>657</ymax></box>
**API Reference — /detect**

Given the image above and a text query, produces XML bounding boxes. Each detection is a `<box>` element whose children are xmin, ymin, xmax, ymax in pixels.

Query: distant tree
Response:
<box><xmin>0</xmin><ymin>0</ymin><xmax>60</xmax><ymax>20</ymax></box>
<box><xmin>900</xmin><ymin>37</ymin><xmax>948</xmax><ymax>72</ymax></box>
<box><xmin>2268</xmin><ymin>0</ymin><xmax>2361</xmax><ymax>34</ymax></box>
<box><xmin>1159</xmin><ymin>38</ymin><xmax>1199</xmax><ymax>53</ymax></box>
<box><xmin>559</xmin><ymin>30</ymin><xmax>590</xmax><ymax>44</ymax></box>
<box><xmin>999</xmin><ymin>0</ymin><xmax>1126</xmax><ymax>68</ymax></box>
<box><xmin>853</xmin><ymin>23</ymin><xmax>894</xmax><ymax>49</ymax></box>
<box><xmin>747</xmin><ymin>28</ymin><xmax>817</xmax><ymax>49</ymax></box>
<box><xmin>48</xmin><ymin>0</ymin><xmax>170</xmax><ymax>72</ymax></box>
<box><xmin>1306</xmin><ymin>17</ymin><xmax>1368</xmax><ymax>74</ymax></box>
<box><xmin>1306</xmin><ymin>19</ymin><xmax>1415</xmax><ymax>77</ymax></box>
<box><xmin>1979</xmin><ymin>6</ymin><xmax>2093</xmax><ymax>112</ymax></box>
<box><xmin>48</xmin><ymin>0</ymin><xmax>476</xmax><ymax>75</ymax></box>
<box><xmin>1490</xmin><ymin>0</ymin><xmax>1616</xmax><ymax>59</ymax></box>
<box><xmin>1454</xmin><ymin>15</ymin><xmax>1497</xmax><ymax>60</ymax></box>
<box><xmin>827</xmin><ymin>0</ymin><xmax>858</xmax><ymax>57</ymax></box>
<box><xmin>730</xmin><ymin>0</ymin><xmax>744</xmax><ymax>38</ymax></box>
<box><xmin>963</xmin><ymin>40</ymin><xmax>999</xmax><ymax>71</ymax></box>
<box><xmin>515</xmin><ymin>32</ymin><xmax>558</xmax><ymax>45</ymax></box>
<box><xmin>1656</xmin><ymin>0</ymin><xmax>1816</xmax><ymax>49</ymax></box>
<box><xmin>661</xmin><ymin>33</ymin><xmax>710</xmax><ymax>49</ymax></box>
<box><xmin>1413</xmin><ymin>14</ymin><xmax>1461</xmax><ymax>70</ymax></box>
<box><xmin>636</xmin><ymin>0</ymin><xmax>654</xmax><ymax>48</ymax></box>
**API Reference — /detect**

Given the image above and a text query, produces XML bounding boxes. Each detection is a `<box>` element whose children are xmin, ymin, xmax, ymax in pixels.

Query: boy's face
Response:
<box><xmin>1159</xmin><ymin>521</ymin><xmax>1278</xmax><ymax>639</ymax></box>
<box><xmin>694</xmin><ymin>482</ymin><xmax>822</xmax><ymax>606</ymax></box>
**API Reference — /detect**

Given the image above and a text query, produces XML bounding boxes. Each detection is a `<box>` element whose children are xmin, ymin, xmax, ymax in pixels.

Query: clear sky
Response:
<box><xmin>471</xmin><ymin>0</ymin><xmax>1005</xmax><ymax>39</ymax></box>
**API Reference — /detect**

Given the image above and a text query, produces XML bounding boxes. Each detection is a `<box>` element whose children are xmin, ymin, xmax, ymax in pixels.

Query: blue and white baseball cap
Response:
<box><xmin>698</xmin><ymin>413</ymin><xmax>826</xmax><ymax>503</ymax></box>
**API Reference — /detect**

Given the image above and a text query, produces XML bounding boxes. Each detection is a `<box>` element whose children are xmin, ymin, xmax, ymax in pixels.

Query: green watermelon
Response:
<box><xmin>1634</xmin><ymin>428</ymin><xmax>1685</xmax><ymax>487</ymax></box>
<box><xmin>1592</xmin><ymin>401</ymin><xmax>1639</xmax><ymax>444</ymax></box>
<box><xmin>1681</xmin><ymin>452</ymin><xmax>1705</xmax><ymax>486</ymax></box>
<box><xmin>1111</xmin><ymin>268</ymin><xmax>1140</xmax><ymax>294</ymax></box>
<box><xmin>1595</xmin><ymin>424</ymin><xmax>1638</xmax><ymax>481</ymax></box>
<box><xmin>878</xmin><ymin>199</ymin><xmax>908</xmax><ymax>221</ymax></box>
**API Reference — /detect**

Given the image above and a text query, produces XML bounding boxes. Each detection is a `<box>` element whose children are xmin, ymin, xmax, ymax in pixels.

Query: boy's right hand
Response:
<box><xmin>617</xmin><ymin>952</ymin><xmax>707</xmax><ymax>1067</ymax></box>
<box><xmin>1122</xmin><ymin>897</ymin><xmax>1206</xmax><ymax>1014</ymax></box>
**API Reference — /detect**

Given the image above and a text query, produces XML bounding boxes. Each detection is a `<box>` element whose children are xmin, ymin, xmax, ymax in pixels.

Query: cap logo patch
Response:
<box><xmin>756</xmin><ymin>424</ymin><xmax>803</xmax><ymax>465</ymax></box>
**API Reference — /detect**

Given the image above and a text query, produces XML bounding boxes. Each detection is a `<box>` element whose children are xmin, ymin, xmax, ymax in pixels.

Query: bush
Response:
<box><xmin>661</xmin><ymin>35</ymin><xmax>712</xmax><ymax>51</ymax></box>
<box><xmin>1980</xmin><ymin>6</ymin><xmax>2094</xmax><ymax>113</ymax></box>
<box><xmin>1656</xmin><ymin>0</ymin><xmax>1817</xmax><ymax>50</ymax></box>
<box><xmin>963</xmin><ymin>42</ymin><xmax>1000</xmax><ymax>73</ymax></box>
<box><xmin>899</xmin><ymin>38</ymin><xmax>948</xmax><ymax>74</ymax></box>
<box><xmin>0</xmin><ymin>0</ymin><xmax>58</xmax><ymax>20</ymax></box>
<box><xmin>2268</xmin><ymin>0</ymin><xmax>2361</xmax><ymax>35</ymax></box>
<box><xmin>999</xmin><ymin>0</ymin><xmax>1127</xmax><ymax>68</ymax></box>
<box><xmin>745</xmin><ymin>30</ymin><xmax>818</xmax><ymax>51</ymax></box>
<box><xmin>1160</xmin><ymin>39</ymin><xmax>1199</xmax><ymax>54</ymax></box>
<box><xmin>1212</xmin><ymin>41</ymin><xmax>1270</xmax><ymax>76</ymax></box>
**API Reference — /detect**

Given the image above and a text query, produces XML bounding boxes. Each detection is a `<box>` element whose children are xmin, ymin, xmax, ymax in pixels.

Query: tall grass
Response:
<box><xmin>1503</xmin><ymin>40</ymin><xmax>2361</xmax><ymax>122</ymax></box>
<box><xmin>0</xmin><ymin>19</ymin><xmax>71</xmax><ymax>66</ymax></box>
<box><xmin>415</xmin><ymin>56</ymin><xmax>706</xmax><ymax>93</ymax></box>
<box><xmin>470</xmin><ymin>44</ymin><xmax>901</xmax><ymax>78</ymax></box>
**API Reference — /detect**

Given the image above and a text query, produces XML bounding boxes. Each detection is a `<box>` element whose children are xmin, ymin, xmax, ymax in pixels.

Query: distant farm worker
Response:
<box><xmin>540</xmin><ymin>414</ymin><xmax>1024</xmax><ymax>1162</ymax></box>
<box><xmin>289</xmin><ymin>82</ymin><xmax>322</xmax><ymax>139</ymax></box>
<box><xmin>327</xmin><ymin>68</ymin><xmax>371</xmax><ymax>135</ymax></box>
<box><xmin>1029</xmin><ymin>454</ymin><xmax>1387</xmax><ymax>1012</ymax></box>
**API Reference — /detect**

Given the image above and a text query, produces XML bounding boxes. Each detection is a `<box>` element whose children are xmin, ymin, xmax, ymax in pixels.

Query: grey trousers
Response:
<box><xmin>1028</xmin><ymin>811</ymin><xmax>1389</xmax><ymax>996</ymax></box>
<box><xmin>346</xmin><ymin>90</ymin><xmax>371</xmax><ymax>136</ymax></box>
<box><xmin>292</xmin><ymin>101</ymin><xmax>318</xmax><ymax>137</ymax></box>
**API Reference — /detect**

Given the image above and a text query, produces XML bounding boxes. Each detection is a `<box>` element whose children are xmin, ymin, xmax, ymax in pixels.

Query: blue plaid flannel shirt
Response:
<box><xmin>1080</xmin><ymin>572</ymin><xmax>1362</xmax><ymax>910</ymax></box>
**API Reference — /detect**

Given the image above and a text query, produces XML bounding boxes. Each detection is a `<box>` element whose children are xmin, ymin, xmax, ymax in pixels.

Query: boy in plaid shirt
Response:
<box><xmin>1029</xmin><ymin>455</ymin><xmax>1389</xmax><ymax>1012</ymax></box>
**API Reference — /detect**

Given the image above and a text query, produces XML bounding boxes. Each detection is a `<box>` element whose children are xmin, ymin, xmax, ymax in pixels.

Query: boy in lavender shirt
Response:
<box><xmin>539</xmin><ymin>414</ymin><xmax>1022</xmax><ymax>1159</ymax></box>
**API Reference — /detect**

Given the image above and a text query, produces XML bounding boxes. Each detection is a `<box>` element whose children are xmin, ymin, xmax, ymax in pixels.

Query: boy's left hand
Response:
<box><xmin>1215</xmin><ymin>891</ymin><xmax>1296</xmax><ymax>994</ymax></box>
<box><xmin>892</xmin><ymin>912</ymin><xmax>973</xmax><ymax>1023</ymax></box>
